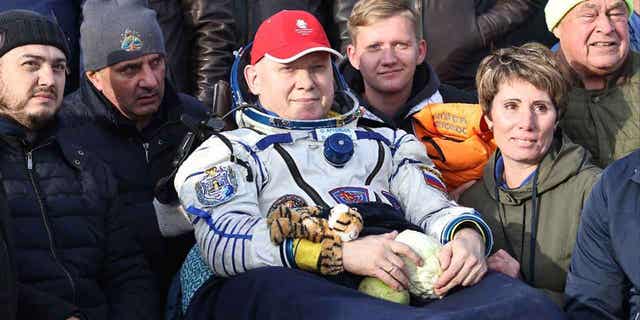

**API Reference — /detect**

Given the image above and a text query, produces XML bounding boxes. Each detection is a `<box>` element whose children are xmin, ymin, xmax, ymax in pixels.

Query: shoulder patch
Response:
<box><xmin>269</xmin><ymin>194</ymin><xmax>308</xmax><ymax>212</ymax></box>
<box><xmin>329</xmin><ymin>187</ymin><xmax>370</xmax><ymax>204</ymax></box>
<box><xmin>195</xmin><ymin>166</ymin><xmax>238</xmax><ymax>206</ymax></box>
<box><xmin>420</xmin><ymin>165</ymin><xmax>448</xmax><ymax>193</ymax></box>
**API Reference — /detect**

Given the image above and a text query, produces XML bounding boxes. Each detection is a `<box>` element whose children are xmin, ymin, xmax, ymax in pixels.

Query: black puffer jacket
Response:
<box><xmin>0</xmin><ymin>117</ymin><xmax>158</xmax><ymax>320</ymax></box>
<box><xmin>61</xmin><ymin>76</ymin><xmax>207</xmax><ymax>309</ymax></box>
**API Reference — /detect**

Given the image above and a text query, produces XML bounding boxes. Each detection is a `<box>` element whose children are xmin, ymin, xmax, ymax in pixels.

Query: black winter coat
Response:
<box><xmin>0</xmin><ymin>117</ymin><xmax>158</xmax><ymax>320</ymax></box>
<box><xmin>61</xmin><ymin>77</ymin><xmax>207</xmax><ymax>308</ymax></box>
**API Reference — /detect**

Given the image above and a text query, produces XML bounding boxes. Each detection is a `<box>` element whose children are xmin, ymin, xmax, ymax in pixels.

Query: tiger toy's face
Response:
<box><xmin>328</xmin><ymin>204</ymin><xmax>363</xmax><ymax>242</ymax></box>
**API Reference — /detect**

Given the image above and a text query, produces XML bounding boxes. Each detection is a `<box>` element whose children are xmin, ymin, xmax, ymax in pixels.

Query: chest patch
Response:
<box><xmin>195</xmin><ymin>165</ymin><xmax>237</xmax><ymax>206</ymax></box>
<box><xmin>269</xmin><ymin>194</ymin><xmax>308</xmax><ymax>212</ymax></box>
<box><xmin>329</xmin><ymin>187</ymin><xmax>369</xmax><ymax>204</ymax></box>
<box><xmin>420</xmin><ymin>165</ymin><xmax>447</xmax><ymax>193</ymax></box>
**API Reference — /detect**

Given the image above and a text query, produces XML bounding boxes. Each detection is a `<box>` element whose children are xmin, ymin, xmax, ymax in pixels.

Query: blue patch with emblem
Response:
<box><xmin>329</xmin><ymin>187</ymin><xmax>369</xmax><ymax>204</ymax></box>
<box><xmin>195</xmin><ymin>166</ymin><xmax>237</xmax><ymax>206</ymax></box>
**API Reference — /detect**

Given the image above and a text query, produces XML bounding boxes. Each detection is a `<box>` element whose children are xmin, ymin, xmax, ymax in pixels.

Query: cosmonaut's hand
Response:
<box><xmin>487</xmin><ymin>249</ymin><xmax>521</xmax><ymax>279</ymax></box>
<box><xmin>434</xmin><ymin>228</ymin><xmax>487</xmax><ymax>296</ymax></box>
<box><xmin>342</xmin><ymin>231</ymin><xmax>423</xmax><ymax>291</ymax></box>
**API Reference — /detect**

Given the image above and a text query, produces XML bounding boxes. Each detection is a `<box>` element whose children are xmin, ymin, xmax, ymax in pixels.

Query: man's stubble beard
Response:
<box><xmin>0</xmin><ymin>75</ymin><xmax>59</xmax><ymax>130</ymax></box>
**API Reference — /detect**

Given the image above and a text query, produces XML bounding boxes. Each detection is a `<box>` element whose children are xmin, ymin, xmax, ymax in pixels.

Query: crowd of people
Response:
<box><xmin>0</xmin><ymin>0</ymin><xmax>638</xmax><ymax>319</ymax></box>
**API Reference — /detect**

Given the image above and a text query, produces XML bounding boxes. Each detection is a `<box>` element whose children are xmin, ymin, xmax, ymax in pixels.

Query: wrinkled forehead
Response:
<box><xmin>572</xmin><ymin>0</ymin><xmax>629</xmax><ymax>13</ymax></box>
<box><xmin>100</xmin><ymin>53</ymin><xmax>164</xmax><ymax>72</ymax></box>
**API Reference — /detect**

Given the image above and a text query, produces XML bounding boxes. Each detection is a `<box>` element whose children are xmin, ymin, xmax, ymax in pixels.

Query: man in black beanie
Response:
<box><xmin>0</xmin><ymin>9</ymin><xmax>159</xmax><ymax>320</ymax></box>
<box><xmin>61</xmin><ymin>0</ymin><xmax>208</xmax><ymax>313</ymax></box>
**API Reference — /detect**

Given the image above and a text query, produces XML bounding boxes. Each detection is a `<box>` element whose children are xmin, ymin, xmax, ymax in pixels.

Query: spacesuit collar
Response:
<box><xmin>236</xmin><ymin>90</ymin><xmax>363</xmax><ymax>133</ymax></box>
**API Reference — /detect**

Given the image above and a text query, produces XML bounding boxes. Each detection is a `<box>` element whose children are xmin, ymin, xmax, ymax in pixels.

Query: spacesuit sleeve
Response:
<box><xmin>388</xmin><ymin>131</ymin><xmax>493</xmax><ymax>254</ymax></box>
<box><xmin>174</xmin><ymin>135</ymin><xmax>286</xmax><ymax>277</ymax></box>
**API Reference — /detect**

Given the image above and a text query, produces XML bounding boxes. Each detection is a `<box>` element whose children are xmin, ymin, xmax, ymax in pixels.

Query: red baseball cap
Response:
<box><xmin>250</xmin><ymin>10</ymin><xmax>342</xmax><ymax>65</ymax></box>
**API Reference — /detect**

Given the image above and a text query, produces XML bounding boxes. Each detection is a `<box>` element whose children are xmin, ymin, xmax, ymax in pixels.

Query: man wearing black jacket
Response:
<box><xmin>61</xmin><ymin>0</ymin><xmax>207</xmax><ymax>313</ymax></box>
<box><xmin>0</xmin><ymin>9</ymin><xmax>158</xmax><ymax>319</ymax></box>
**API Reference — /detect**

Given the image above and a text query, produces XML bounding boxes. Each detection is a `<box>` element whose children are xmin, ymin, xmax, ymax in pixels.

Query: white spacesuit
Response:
<box><xmin>174</xmin><ymin>68</ymin><xmax>493</xmax><ymax>277</ymax></box>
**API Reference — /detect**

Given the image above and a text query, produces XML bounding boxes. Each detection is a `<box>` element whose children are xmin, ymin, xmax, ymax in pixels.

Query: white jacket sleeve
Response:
<box><xmin>174</xmin><ymin>135</ymin><xmax>286</xmax><ymax>277</ymax></box>
<box><xmin>389</xmin><ymin>131</ymin><xmax>493</xmax><ymax>253</ymax></box>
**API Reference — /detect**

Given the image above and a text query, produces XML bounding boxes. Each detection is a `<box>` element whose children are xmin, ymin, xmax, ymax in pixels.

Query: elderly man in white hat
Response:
<box><xmin>545</xmin><ymin>0</ymin><xmax>639</xmax><ymax>168</ymax></box>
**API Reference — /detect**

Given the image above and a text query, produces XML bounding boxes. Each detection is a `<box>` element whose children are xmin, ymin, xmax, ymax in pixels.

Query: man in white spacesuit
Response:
<box><xmin>173</xmin><ymin>9</ymin><xmax>564</xmax><ymax>320</ymax></box>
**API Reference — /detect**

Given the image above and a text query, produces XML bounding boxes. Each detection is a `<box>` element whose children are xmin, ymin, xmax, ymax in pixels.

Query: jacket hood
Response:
<box><xmin>483</xmin><ymin>131</ymin><xmax>596</xmax><ymax>203</ymax></box>
<box><xmin>340</xmin><ymin>60</ymin><xmax>441</xmax><ymax>126</ymax></box>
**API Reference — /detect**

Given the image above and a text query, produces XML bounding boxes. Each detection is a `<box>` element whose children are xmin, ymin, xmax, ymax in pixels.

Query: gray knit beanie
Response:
<box><xmin>81</xmin><ymin>0</ymin><xmax>165</xmax><ymax>71</ymax></box>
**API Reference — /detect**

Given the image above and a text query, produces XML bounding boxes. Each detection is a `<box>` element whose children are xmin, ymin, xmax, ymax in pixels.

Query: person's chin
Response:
<box><xmin>373</xmin><ymin>76</ymin><xmax>408</xmax><ymax>91</ymax></box>
<box><xmin>26</xmin><ymin>101</ymin><xmax>59</xmax><ymax>114</ymax></box>
<box><xmin>134</xmin><ymin>101</ymin><xmax>160</xmax><ymax>115</ymax></box>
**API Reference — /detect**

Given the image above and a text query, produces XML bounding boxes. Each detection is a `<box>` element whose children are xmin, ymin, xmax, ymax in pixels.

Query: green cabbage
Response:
<box><xmin>395</xmin><ymin>230</ymin><xmax>443</xmax><ymax>300</ymax></box>
<box><xmin>358</xmin><ymin>277</ymin><xmax>410</xmax><ymax>305</ymax></box>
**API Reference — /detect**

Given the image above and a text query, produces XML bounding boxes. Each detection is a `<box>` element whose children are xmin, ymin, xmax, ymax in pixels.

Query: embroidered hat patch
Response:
<box><xmin>120</xmin><ymin>28</ymin><xmax>143</xmax><ymax>52</ymax></box>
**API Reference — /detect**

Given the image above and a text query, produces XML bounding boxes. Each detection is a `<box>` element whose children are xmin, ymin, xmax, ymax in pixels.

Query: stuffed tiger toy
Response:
<box><xmin>266</xmin><ymin>204</ymin><xmax>363</xmax><ymax>275</ymax></box>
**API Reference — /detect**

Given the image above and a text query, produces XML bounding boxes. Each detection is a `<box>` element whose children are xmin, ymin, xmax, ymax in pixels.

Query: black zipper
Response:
<box><xmin>25</xmin><ymin>145</ymin><xmax>77</xmax><ymax>305</ymax></box>
<box><xmin>365</xmin><ymin>140</ymin><xmax>384</xmax><ymax>185</ymax></box>
<box><xmin>273</xmin><ymin>144</ymin><xmax>329</xmax><ymax>208</ymax></box>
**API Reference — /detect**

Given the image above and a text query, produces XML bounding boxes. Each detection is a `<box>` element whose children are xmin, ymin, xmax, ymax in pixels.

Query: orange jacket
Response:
<box><xmin>412</xmin><ymin>103</ymin><xmax>496</xmax><ymax>190</ymax></box>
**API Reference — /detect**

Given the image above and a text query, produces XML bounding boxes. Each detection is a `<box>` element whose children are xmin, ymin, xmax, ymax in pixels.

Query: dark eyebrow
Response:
<box><xmin>20</xmin><ymin>54</ymin><xmax>67</xmax><ymax>64</ymax></box>
<box><xmin>115</xmin><ymin>62</ymin><xmax>142</xmax><ymax>71</ymax></box>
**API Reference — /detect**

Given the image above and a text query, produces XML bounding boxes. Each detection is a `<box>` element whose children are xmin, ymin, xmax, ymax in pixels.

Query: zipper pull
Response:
<box><xmin>142</xmin><ymin>142</ymin><xmax>150</xmax><ymax>163</ymax></box>
<box><xmin>26</xmin><ymin>151</ymin><xmax>33</xmax><ymax>170</ymax></box>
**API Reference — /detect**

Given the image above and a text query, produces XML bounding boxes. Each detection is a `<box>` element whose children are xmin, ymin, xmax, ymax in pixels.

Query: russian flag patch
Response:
<box><xmin>421</xmin><ymin>166</ymin><xmax>447</xmax><ymax>193</ymax></box>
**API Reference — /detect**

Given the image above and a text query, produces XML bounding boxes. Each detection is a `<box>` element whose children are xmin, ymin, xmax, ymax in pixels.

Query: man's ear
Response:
<box><xmin>244</xmin><ymin>64</ymin><xmax>261</xmax><ymax>95</ymax></box>
<box><xmin>86</xmin><ymin>70</ymin><xmax>104</xmax><ymax>91</ymax></box>
<box><xmin>346</xmin><ymin>43</ymin><xmax>360</xmax><ymax>70</ymax></box>
<box><xmin>417</xmin><ymin>39</ymin><xmax>427</xmax><ymax>65</ymax></box>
